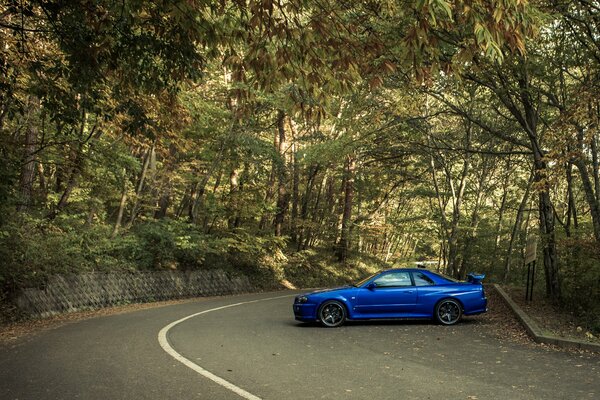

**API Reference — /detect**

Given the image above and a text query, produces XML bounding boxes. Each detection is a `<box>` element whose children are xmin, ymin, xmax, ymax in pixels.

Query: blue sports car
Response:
<box><xmin>293</xmin><ymin>268</ymin><xmax>487</xmax><ymax>327</ymax></box>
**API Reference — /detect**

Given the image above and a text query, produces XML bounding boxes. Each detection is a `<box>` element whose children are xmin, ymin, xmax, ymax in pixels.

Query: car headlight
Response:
<box><xmin>296</xmin><ymin>296</ymin><xmax>309</xmax><ymax>304</ymax></box>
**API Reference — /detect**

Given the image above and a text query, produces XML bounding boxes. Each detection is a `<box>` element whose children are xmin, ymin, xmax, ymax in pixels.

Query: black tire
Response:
<box><xmin>318</xmin><ymin>300</ymin><xmax>346</xmax><ymax>327</ymax></box>
<box><xmin>435</xmin><ymin>298</ymin><xmax>462</xmax><ymax>325</ymax></box>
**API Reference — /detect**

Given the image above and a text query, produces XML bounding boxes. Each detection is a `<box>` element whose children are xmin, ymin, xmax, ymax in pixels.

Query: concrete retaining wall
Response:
<box><xmin>15</xmin><ymin>270</ymin><xmax>254</xmax><ymax>318</ymax></box>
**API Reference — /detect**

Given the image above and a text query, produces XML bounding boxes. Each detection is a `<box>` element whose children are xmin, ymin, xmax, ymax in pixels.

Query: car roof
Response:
<box><xmin>380</xmin><ymin>268</ymin><xmax>456</xmax><ymax>281</ymax></box>
<box><xmin>382</xmin><ymin>268</ymin><xmax>431</xmax><ymax>273</ymax></box>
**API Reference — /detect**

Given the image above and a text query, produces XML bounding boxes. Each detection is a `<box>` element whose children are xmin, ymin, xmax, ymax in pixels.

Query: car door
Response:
<box><xmin>355</xmin><ymin>271</ymin><xmax>417</xmax><ymax>316</ymax></box>
<box><xmin>411</xmin><ymin>270</ymin><xmax>438</xmax><ymax>316</ymax></box>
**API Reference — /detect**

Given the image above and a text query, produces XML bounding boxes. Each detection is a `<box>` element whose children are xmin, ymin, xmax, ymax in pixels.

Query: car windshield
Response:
<box><xmin>429</xmin><ymin>271</ymin><xmax>461</xmax><ymax>283</ymax></box>
<box><xmin>353</xmin><ymin>272</ymin><xmax>379</xmax><ymax>287</ymax></box>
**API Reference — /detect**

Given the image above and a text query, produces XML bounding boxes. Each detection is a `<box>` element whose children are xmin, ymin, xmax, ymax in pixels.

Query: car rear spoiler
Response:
<box><xmin>466</xmin><ymin>273</ymin><xmax>485</xmax><ymax>284</ymax></box>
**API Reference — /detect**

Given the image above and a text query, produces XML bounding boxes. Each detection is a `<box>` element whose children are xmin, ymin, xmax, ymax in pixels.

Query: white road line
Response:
<box><xmin>158</xmin><ymin>294</ymin><xmax>294</xmax><ymax>400</ymax></box>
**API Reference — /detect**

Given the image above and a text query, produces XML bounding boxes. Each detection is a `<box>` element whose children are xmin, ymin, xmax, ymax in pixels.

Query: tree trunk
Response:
<box><xmin>274</xmin><ymin>110</ymin><xmax>289</xmax><ymax>236</ymax></box>
<box><xmin>48</xmin><ymin>141</ymin><xmax>84</xmax><ymax>220</ymax></box>
<box><xmin>591</xmin><ymin>129</ymin><xmax>600</xmax><ymax>206</ymax></box>
<box><xmin>564</xmin><ymin>160</ymin><xmax>577</xmax><ymax>237</ymax></box>
<box><xmin>302</xmin><ymin>171</ymin><xmax>325</xmax><ymax>250</ymax></box>
<box><xmin>429</xmin><ymin>160</ymin><xmax>449</xmax><ymax>272</ymax></box>
<box><xmin>429</xmin><ymin>130</ymin><xmax>470</xmax><ymax>278</ymax></box>
<box><xmin>492</xmin><ymin>157</ymin><xmax>511</xmax><ymax>259</ymax></box>
<box><xmin>572</xmin><ymin>127</ymin><xmax>600</xmax><ymax>241</ymax></box>
<box><xmin>488</xmin><ymin>62</ymin><xmax>561</xmax><ymax>299</ymax></box>
<box><xmin>127</xmin><ymin>145</ymin><xmax>154</xmax><ymax>228</ymax></box>
<box><xmin>16</xmin><ymin>96</ymin><xmax>39</xmax><ymax>212</ymax></box>
<box><xmin>297</xmin><ymin>164</ymin><xmax>319</xmax><ymax>250</ymax></box>
<box><xmin>191</xmin><ymin>141</ymin><xmax>225</xmax><ymax>223</ymax></box>
<box><xmin>532</xmin><ymin>147</ymin><xmax>561</xmax><ymax>299</ymax></box>
<box><xmin>47</xmin><ymin>112</ymin><xmax>101</xmax><ymax>220</ymax></box>
<box><xmin>111</xmin><ymin>169</ymin><xmax>128</xmax><ymax>238</ymax></box>
<box><xmin>259</xmin><ymin>131</ymin><xmax>279</xmax><ymax>231</ymax></box>
<box><xmin>573</xmin><ymin>158</ymin><xmax>600</xmax><ymax>241</ymax></box>
<box><xmin>445</xmin><ymin>153</ymin><xmax>470</xmax><ymax>278</ymax></box>
<box><xmin>291</xmin><ymin>139</ymin><xmax>300</xmax><ymax>243</ymax></box>
<box><xmin>503</xmin><ymin>173</ymin><xmax>533</xmax><ymax>282</ymax></box>
<box><xmin>37</xmin><ymin>162</ymin><xmax>48</xmax><ymax>204</ymax></box>
<box><xmin>175</xmin><ymin>191</ymin><xmax>190</xmax><ymax>219</ymax></box>
<box><xmin>228</xmin><ymin>166</ymin><xmax>241</xmax><ymax>229</ymax></box>
<box><xmin>154</xmin><ymin>190</ymin><xmax>170</xmax><ymax>220</ymax></box>
<box><xmin>336</xmin><ymin>154</ymin><xmax>355</xmax><ymax>262</ymax></box>
<box><xmin>459</xmin><ymin>160</ymin><xmax>488</xmax><ymax>279</ymax></box>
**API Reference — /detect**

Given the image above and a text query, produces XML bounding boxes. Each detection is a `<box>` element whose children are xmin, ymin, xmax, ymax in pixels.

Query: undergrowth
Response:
<box><xmin>0</xmin><ymin>217</ymin><xmax>386</xmax><ymax>323</ymax></box>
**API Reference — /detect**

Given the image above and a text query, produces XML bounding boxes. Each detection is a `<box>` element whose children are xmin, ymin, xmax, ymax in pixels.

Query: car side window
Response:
<box><xmin>373</xmin><ymin>272</ymin><xmax>413</xmax><ymax>287</ymax></box>
<box><xmin>413</xmin><ymin>272</ymin><xmax>435</xmax><ymax>286</ymax></box>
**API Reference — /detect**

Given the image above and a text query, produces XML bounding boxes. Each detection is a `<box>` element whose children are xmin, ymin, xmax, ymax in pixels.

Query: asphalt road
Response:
<box><xmin>1</xmin><ymin>291</ymin><xmax>599</xmax><ymax>400</ymax></box>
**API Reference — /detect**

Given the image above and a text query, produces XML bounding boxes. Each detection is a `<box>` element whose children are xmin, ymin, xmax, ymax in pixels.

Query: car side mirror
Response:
<box><xmin>367</xmin><ymin>282</ymin><xmax>377</xmax><ymax>290</ymax></box>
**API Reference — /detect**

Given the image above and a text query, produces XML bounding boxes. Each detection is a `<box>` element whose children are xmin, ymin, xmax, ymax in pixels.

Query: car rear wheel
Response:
<box><xmin>435</xmin><ymin>298</ymin><xmax>462</xmax><ymax>325</ymax></box>
<box><xmin>318</xmin><ymin>301</ymin><xmax>346</xmax><ymax>327</ymax></box>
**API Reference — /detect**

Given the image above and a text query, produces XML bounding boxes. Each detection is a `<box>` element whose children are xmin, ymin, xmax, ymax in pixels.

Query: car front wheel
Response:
<box><xmin>435</xmin><ymin>299</ymin><xmax>462</xmax><ymax>325</ymax></box>
<box><xmin>318</xmin><ymin>300</ymin><xmax>346</xmax><ymax>327</ymax></box>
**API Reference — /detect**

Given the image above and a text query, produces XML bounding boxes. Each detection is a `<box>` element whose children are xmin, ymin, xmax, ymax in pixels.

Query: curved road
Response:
<box><xmin>1</xmin><ymin>291</ymin><xmax>598</xmax><ymax>399</ymax></box>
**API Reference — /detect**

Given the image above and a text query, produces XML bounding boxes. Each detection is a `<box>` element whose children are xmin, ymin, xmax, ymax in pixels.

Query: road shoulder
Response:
<box><xmin>494</xmin><ymin>284</ymin><xmax>600</xmax><ymax>353</ymax></box>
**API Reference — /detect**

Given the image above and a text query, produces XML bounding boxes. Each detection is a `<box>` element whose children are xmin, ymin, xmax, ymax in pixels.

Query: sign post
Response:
<box><xmin>524</xmin><ymin>237</ymin><xmax>537</xmax><ymax>302</ymax></box>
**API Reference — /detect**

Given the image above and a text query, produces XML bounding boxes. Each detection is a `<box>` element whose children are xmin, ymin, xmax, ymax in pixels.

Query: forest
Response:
<box><xmin>0</xmin><ymin>1</ymin><xmax>599</xmax><ymax>330</ymax></box>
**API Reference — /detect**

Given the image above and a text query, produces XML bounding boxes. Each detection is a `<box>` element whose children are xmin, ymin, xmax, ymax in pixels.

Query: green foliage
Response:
<box><xmin>0</xmin><ymin>217</ymin><xmax>291</xmax><ymax>295</ymax></box>
<box><xmin>0</xmin><ymin>217</ymin><xmax>101</xmax><ymax>293</ymax></box>
<box><xmin>0</xmin><ymin>153</ymin><xmax>17</xmax><ymax>225</ymax></box>
<box><xmin>560</xmin><ymin>238</ymin><xmax>600</xmax><ymax>333</ymax></box>
<box><xmin>2</xmin><ymin>0</ymin><xmax>600</xmax><ymax>336</ymax></box>
<box><xmin>284</xmin><ymin>249</ymin><xmax>386</xmax><ymax>289</ymax></box>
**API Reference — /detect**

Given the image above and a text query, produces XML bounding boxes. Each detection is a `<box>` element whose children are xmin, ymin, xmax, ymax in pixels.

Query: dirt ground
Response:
<box><xmin>504</xmin><ymin>286</ymin><xmax>600</xmax><ymax>345</ymax></box>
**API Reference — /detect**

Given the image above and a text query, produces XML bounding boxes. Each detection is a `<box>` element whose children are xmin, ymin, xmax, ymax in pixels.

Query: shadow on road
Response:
<box><xmin>289</xmin><ymin>316</ymin><xmax>483</xmax><ymax>328</ymax></box>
